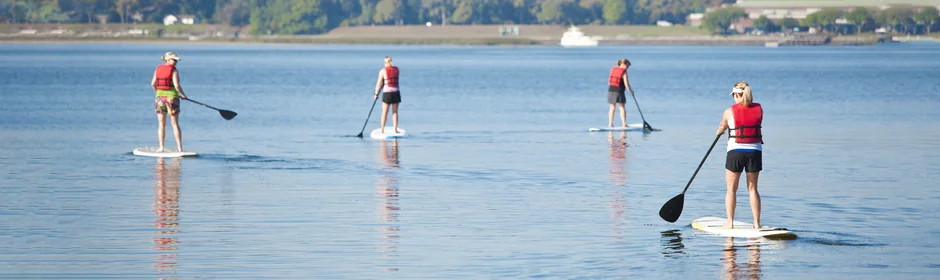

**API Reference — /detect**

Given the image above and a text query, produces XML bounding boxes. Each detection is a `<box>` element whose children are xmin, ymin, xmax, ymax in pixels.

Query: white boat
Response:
<box><xmin>560</xmin><ymin>26</ymin><xmax>598</xmax><ymax>47</ymax></box>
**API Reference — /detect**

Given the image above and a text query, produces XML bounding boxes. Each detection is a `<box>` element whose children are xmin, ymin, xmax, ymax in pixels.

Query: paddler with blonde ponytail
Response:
<box><xmin>375</xmin><ymin>56</ymin><xmax>402</xmax><ymax>134</ymax></box>
<box><xmin>716</xmin><ymin>81</ymin><xmax>763</xmax><ymax>229</ymax></box>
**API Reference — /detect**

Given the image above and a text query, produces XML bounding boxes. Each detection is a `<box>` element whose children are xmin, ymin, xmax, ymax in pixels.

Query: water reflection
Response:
<box><xmin>660</xmin><ymin>229</ymin><xmax>686</xmax><ymax>258</ymax></box>
<box><xmin>640</xmin><ymin>127</ymin><xmax>653</xmax><ymax>140</ymax></box>
<box><xmin>721</xmin><ymin>237</ymin><xmax>762</xmax><ymax>280</ymax></box>
<box><xmin>376</xmin><ymin>139</ymin><xmax>401</xmax><ymax>272</ymax></box>
<box><xmin>607</xmin><ymin>131</ymin><xmax>628</xmax><ymax>186</ymax></box>
<box><xmin>152</xmin><ymin>157</ymin><xmax>181</xmax><ymax>279</ymax></box>
<box><xmin>608</xmin><ymin>131</ymin><xmax>628</xmax><ymax>244</ymax></box>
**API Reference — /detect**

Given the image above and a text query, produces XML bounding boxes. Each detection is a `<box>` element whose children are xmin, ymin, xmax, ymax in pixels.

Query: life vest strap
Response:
<box><xmin>728</xmin><ymin>125</ymin><xmax>763</xmax><ymax>144</ymax></box>
<box><xmin>728</xmin><ymin>126</ymin><xmax>762</xmax><ymax>138</ymax></box>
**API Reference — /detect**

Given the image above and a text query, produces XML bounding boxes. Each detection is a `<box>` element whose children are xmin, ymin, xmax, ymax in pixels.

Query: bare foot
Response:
<box><xmin>753</xmin><ymin>224</ymin><xmax>761</xmax><ymax>229</ymax></box>
<box><xmin>724</xmin><ymin>222</ymin><xmax>734</xmax><ymax>229</ymax></box>
<box><xmin>622</xmin><ymin>124</ymin><xmax>629</xmax><ymax>128</ymax></box>
<box><xmin>177</xmin><ymin>148</ymin><xmax>184</xmax><ymax>153</ymax></box>
<box><xmin>608</xmin><ymin>124</ymin><xmax>613</xmax><ymax>128</ymax></box>
<box><xmin>394</xmin><ymin>127</ymin><xmax>399</xmax><ymax>134</ymax></box>
<box><xmin>156</xmin><ymin>147</ymin><xmax>165</xmax><ymax>153</ymax></box>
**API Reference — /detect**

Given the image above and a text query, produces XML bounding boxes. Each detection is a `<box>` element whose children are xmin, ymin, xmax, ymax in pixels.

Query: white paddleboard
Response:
<box><xmin>370</xmin><ymin>127</ymin><xmax>407</xmax><ymax>139</ymax></box>
<box><xmin>691</xmin><ymin>216</ymin><xmax>796</xmax><ymax>239</ymax></box>
<box><xmin>588</xmin><ymin>123</ymin><xmax>644</xmax><ymax>132</ymax></box>
<box><xmin>133</xmin><ymin>147</ymin><xmax>198</xmax><ymax>158</ymax></box>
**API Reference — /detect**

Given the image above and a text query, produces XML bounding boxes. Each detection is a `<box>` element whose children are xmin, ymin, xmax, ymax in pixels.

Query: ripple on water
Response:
<box><xmin>795</xmin><ymin>231</ymin><xmax>887</xmax><ymax>247</ymax></box>
<box><xmin>2</xmin><ymin>44</ymin><xmax>940</xmax><ymax>279</ymax></box>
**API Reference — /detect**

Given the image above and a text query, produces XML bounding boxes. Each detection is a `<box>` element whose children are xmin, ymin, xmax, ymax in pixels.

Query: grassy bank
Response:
<box><xmin>583</xmin><ymin>25</ymin><xmax>711</xmax><ymax>37</ymax></box>
<box><xmin>0</xmin><ymin>23</ymin><xmax>708</xmax><ymax>39</ymax></box>
<box><xmin>0</xmin><ymin>35</ymin><xmax>543</xmax><ymax>45</ymax></box>
<box><xmin>0</xmin><ymin>23</ymin><xmax>885</xmax><ymax>46</ymax></box>
<box><xmin>320</xmin><ymin>24</ymin><xmax>709</xmax><ymax>38</ymax></box>
<box><xmin>246</xmin><ymin>37</ymin><xmax>542</xmax><ymax>45</ymax></box>
<box><xmin>830</xmin><ymin>34</ymin><xmax>883</xmax><ymax>45</ymax></box>
<box><xmin>0</xmin><ymin>23</ymin><xmax>242</xmax><ymax>34</ymax></box>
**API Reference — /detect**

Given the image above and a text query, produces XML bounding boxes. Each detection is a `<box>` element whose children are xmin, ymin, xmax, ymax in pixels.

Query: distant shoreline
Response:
<box><xmin>0</xmin><ymin>35</ymin><xmax>885</xmax><ymax>46</ymax></box>
<box><xmin>0</xmin><ymin>24</ymin><xmax>902</xmax><ymax>46</ymax></box>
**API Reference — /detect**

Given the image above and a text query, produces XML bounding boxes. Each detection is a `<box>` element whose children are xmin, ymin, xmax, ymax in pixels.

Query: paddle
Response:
<box><xmin>356</xmin><ymin>97</ymin><xmax>380</xmax><ymax>138</ymax></box>
<box><xmin>659</xmin><ymin>134</ymin><xmax>722</xmax><ymax>223</ymax></box>
<box><xmin>630</xmin><ymin>93</ymin><xmax>659</xmax><ymax>131</ymax></box>
<box><xmin>186</xmin><ymin>98</ymin><xmax>237</xmax><ymax>120</ymax></box>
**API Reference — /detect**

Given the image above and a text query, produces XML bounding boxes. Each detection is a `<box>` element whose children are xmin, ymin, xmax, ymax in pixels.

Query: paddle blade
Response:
<box><xmin>356</xmin><ymin>132</ymin><xmax>364</xmax><ymax>138</ymax></box>
<box><xmin>643</xmin><ymin>122</ymin><xmax>660</xmax><ymax>132</ymax></box>
<box><xmin>219</xmin><ymin>110</ymin><xmax>237</xmax><ymax>120</ymax></box>
<box><xmin>659</xmin><ymin>193</ymin><xmax>685</xmax><ymax>223</ymax></box>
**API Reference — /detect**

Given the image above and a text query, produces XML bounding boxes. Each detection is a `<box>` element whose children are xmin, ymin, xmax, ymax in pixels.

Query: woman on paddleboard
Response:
<box><xmin>151</xmin><ymin>52</ymin><xmax>188</xmax><ymax>152</ymax></box>
<box><xmin>716</xmin><ymin>81</ymin><xmax>763</xmax><ymax>229</ymax></box>
<box><xmin>607</xmin><ymin>59</ymin><xmax>635</xmax><ymax>128</ymax></box>
<box><xmin>375</xmin><ymin>56</ymin><xmax>401</xmax><ymax>134</ymax></box>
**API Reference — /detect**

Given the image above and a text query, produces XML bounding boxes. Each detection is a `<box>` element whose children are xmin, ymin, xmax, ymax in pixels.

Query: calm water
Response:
<box><xmin>1</xmin><ymin>42</ymin><xmax>939</xmax><ymax>279</ymax></box>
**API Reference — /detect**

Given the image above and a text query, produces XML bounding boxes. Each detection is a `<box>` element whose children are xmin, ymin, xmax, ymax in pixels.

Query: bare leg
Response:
<box><xmin>608</xmin><ymin>104</ymin><xmax>615</xmax><ymax>127</ymax></box>
<box><xmin>746</xmin><ymin>172</ymin><xmax>761</xmax><ymax>228</ymax></box>
<box><xmin>391</xmin><ymin>103</ymin><xmax>399</xmax><ymax>133</ymax></box>
<box><xmin>169</xmin><ymin>113</ymin><xmax>183</xmax><ymax>152</ymax></box>
<box><xmin>725</xmin><ymin>169</ymin><xmax>742</xmax><ymax>229</ymax></box>
<box><xmin>618</xmin><ymin>103</ymin><xmax>627</xmax><ymax>127</ymax></box>
<box><xmin>380</xmin><ymin>102</ymin><xmax>390</xmax><ymax>133</ymax></box>
<box><xmin>157</xmin><ymin>113</ymin><xmax>166</xmax><ymax>152</ymax></box>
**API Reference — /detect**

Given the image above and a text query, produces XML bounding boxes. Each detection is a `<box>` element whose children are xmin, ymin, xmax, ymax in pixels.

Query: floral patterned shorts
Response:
<box><xmin>155</xmin><ymin>96</ymin><xmax>180</xmax><ymax>115</ymax></box>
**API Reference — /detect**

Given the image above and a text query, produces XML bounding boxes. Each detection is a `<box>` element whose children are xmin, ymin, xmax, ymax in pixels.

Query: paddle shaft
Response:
<box><xmin>630</xmin><ymin>93</ymin><xmax>648</xmax><ymax>125</ymax></box>
<box><xmin>680</xmin><ymin>134</ymin><xmax>723</xmax><ymax>195</ymax></box>
<box><xmin>186</xmin><ymin>98</ymin><xmax>219</xmax><ymax>110</ymax></box>
<box><xmin>357</xmin><ymin>97</ymin><xmax>379</xmax><ymax>137</ymax></box>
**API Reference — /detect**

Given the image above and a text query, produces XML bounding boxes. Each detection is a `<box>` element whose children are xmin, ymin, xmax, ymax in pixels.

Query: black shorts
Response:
<box><xmin>382</xmin><ymin>91</ymin><xmax>401</xmax><ymax>104</ymax></box>
<box><xmin>607</xmin><ymin>91</ymin><xmax>626</xmax><ymax>104</ymax></box>
<box><xmin>726</xmin><ymin>150</ymin><xmax>762</xmax><ymax>173</ymax></box>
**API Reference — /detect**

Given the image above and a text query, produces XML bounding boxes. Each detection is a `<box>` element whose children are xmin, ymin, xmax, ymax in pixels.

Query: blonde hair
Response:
<box><xmin>384</xmin><ymin>56</ymin><xmax>393</xmax><ymax>66</ymax></box>
<box><xmin>733</xmin><ymin>81</ymin><xmax>753</xmax><ymax>106</ymax></box>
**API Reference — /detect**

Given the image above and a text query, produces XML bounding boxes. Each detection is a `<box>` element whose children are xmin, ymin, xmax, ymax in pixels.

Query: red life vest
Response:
<box><xmin>608</xmin><ymin>67</ymin><xmax>625</xmax><ymax>88</ymax></box>
<box><xmin>729</xmin><ymin>103</ymin><xmax>763</xmax><ymax>144</ymax></box>
<box><xmin>384</xmin><ymin>66</ymin><xmax>399</xmax><ymax>88</ymax></box>
<box><xmin>154</xmin><ymin>64</ymin><xmax>176</xmax><ymax>90</ymax></box>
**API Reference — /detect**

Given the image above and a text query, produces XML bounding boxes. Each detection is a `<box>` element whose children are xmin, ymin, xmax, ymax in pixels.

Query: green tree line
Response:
<box><xmin>6</xmin><ymin>1</ymin><xmax>935</xmax><ymax>35</ymax></box>
<box><xmin>1</xmin><ymin>0</ymin><xmax>733</xmax><ymax>34</ymax></box>
<box><xmin>705</xmin><ymin>6</ymin><xmax>940</xmax><ymax>35</ymax></box>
